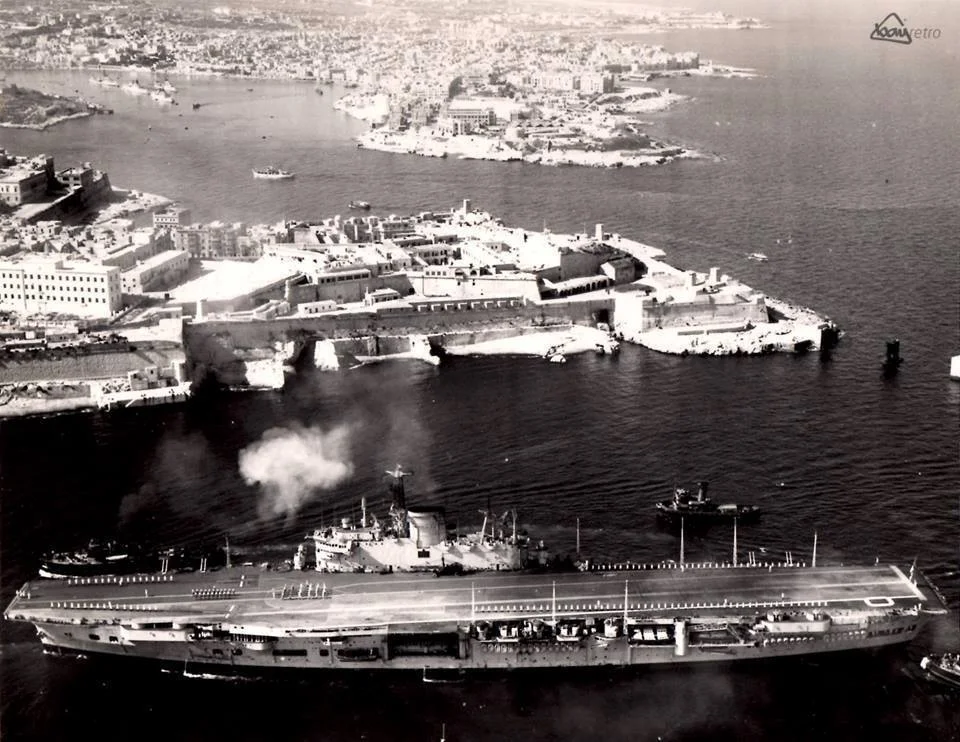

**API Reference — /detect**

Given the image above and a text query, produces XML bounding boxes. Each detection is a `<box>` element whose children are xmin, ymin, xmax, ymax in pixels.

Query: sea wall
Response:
<box><xmin>631</xmin><ymin>295</ymin><xmax>768</xmax><ymax>331</ymax></box>
<box><xmin>183</xmin><ymin>298</ymin><xmax>613</xmax><ymax>384</ymax></box>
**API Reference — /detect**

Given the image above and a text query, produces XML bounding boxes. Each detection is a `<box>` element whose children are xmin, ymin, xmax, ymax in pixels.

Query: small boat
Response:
<box><xmin>38</xmin><ymin>540</ymin><xmax>149</xmax><ymax>579</ymax></box>
<box><xmin>121</xmin><ymin>80</ymin><xmax>148</xmax><ymax>96</ymax></box>
<box><xmin>544</xmin><ymin>344</ymin><xmax>567</xmax><ymax>363</ymax></box>
<box><xmin>655</xmin><ymin>482</ymin><xmax>760</xmax><ymax>523</ymax></box>
<box><xmin>150</xmin><ymin>90</ymin><xmax>175</xmax><ymax>104</ymax></box>
<box><xmin>253</xmin><ymin>167</ymin><xmax>295</xmax><ymax>180</ymax></box>
<box><xmin>349</xmin><ymin>200</ymin><xmax>371</xmax><ymax>210</ymax></box>
<box><xmin>90</xmin><ymin>72</ymin><xmax>120</xmax><ymax>88</ymax></box>
<box><xmin>192</xmin><ymin>102</ymin><xmax>201</xmax><ymax>110</ymax></box>
<box><xmin>920</xmin><ymin>654</ymin><xmax>960</xmax><ymax>689</ymax></box>
<box><xmin>746</xmin><ymin>252</ymin><xmax>768</xmax><ymax>262</ymax></box>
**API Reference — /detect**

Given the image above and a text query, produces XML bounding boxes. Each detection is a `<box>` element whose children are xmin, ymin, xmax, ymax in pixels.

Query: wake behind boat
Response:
<box><xmin>252</xmin><ymin>166</ymin><xmax>295</xmax><ymax>180</ymax></box>
<box><xmin>656</xmin><ymin>482</ymin><xmax>760</xmax><ymax>523</ymax></box>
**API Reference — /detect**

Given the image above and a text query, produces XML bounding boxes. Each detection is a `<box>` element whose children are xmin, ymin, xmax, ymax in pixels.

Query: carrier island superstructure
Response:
<box><xmin>3</xmin><ymin>472</ymin><xmax>940</xmax><ymax>674</ymax></box>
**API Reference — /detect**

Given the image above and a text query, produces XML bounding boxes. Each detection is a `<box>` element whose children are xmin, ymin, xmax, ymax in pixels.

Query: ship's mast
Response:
<box><xmin>552</xmin><ymin>581</ymin><xmax>557</xmax><ymax>624</ymax></box>
<box><xmin>812</xmin><ymin>531</ymin><xmax>818</xmax><ymax>568</ymax></box>
<box><xmin>486</xmin><ymin>492</ymin><xmax>492</xmax><ymax>540</ymax></box>
<box><xmin>386</xmin><ymin>465</ymin><xmax>411</xmax><ymax>511</ymax></box>
<box><xmin>732</xmin><ymin>517</ymin><xmax>737</xmax><ymax>567</ymax></box>
<box><xmin>386</xmin><ymin>465</ymin><xmax>412</xmax><ymax>537</ymax></box>
<box><xmin>679</xmin><ymin>516</ymin><xmax>685</xmax><ymax>570</ymax></box>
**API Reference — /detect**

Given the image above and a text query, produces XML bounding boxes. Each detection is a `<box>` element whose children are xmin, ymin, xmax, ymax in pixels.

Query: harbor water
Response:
<box><xmin>1</xmin><ymin>2</ymin><xmax>958</xmax><ymax>740</ymax></box>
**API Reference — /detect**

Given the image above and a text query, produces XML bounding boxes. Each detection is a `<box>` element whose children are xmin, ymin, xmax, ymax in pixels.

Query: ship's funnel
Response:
<box><xmin>697</xmin><ymin>482</ymin><xmax>708</xmax><ymax>501</ymax></box>
<box><xmin>407</xmin><ymin>508</ymin><xmax>446</xmax><ymax>548</ymax></box>
<box><xmin>386</xmin><ymin>465</ymin><xmax>412</xmax><ymax>510</ymax></box>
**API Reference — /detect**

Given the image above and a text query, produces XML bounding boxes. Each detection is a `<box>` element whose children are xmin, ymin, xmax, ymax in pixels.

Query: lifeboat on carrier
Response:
<box><xmin>556</xmin><ymin>622</ymin><xmax>582</xmax><ymax>642</ymax></box>
<box><xmin>496</xmin><ymin>624</ymin><xmax>521</xmax><ymax>643</ymax></box>
<box><xmin>475</xmin><ymin>621</ymin><xmax>494</xmax><ymax>642</ymax></box>
<box><xmin>603</xmin><ymin>618</ymin><xmax>622</xmax><ymax>638</ymax></box>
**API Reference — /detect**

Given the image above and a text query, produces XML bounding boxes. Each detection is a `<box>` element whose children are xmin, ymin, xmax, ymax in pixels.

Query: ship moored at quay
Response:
<box><xmin>4</xmin><ymin>470</ymin><xmax>944</xmax><ymax>676</ymax></box>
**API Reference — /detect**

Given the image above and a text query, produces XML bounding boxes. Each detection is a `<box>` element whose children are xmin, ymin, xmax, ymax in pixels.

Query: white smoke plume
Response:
<box><xmin>239</xmin><ymin>423</ymin><xmax>354</xmax><ymax>520</ymax></box>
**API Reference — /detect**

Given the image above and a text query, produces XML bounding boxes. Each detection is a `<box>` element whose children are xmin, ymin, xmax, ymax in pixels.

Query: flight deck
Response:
<box><xmin>6</xmin><ymin>563</ymin><xmax>926</xmax><ymax>632</ymax></box>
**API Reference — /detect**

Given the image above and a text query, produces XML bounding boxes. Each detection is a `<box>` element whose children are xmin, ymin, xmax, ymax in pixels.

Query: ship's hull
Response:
<box><xmin>29</xmin><ymin>612</ymin><xmax>922</xmax><ymax>673</ymax></box>
<box><xmin>38</xmin><ymin>561</ymin><xmax>142</xmax><ymax>579</ymax></box>
<box><xmin>656</xmin><ymin>505</ymin><xmax>761</xmax><ymax>524</ymax></box>
<box><xmin>252</xmin><ymin>171</ymin><xmax>294</xmax><ymax>180</ymax></box>
<box><xmin>5</xmin><ymin>562</ymin><xmax>934</xmax><ymax>674</ymax></box>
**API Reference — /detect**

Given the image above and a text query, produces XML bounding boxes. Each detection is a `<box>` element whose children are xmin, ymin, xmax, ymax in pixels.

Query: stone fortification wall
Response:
<box><xmin>638</xmin><ymin>295</ymin><xmax>767</xmax><ymax>331</ymax></box>
<box><xmin>184</xmin><ymin>297</ymin><xmax>613</xmax><ymax>385</ymax></box>
<box><xmin>22</xmin><ymin>175</ymin><xmax>112</xmax><ymax>224</ymax></box>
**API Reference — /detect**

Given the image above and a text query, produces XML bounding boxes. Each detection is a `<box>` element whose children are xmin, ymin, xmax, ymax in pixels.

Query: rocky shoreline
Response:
<box><xmin>0</xmin><ymin>84</ymin><xmax>105</xmax><ymax>130</ymax></box>
<box><xmin>0</xmin><ymin>110</ymin><xmax>95</xmax><ymax>131</ymax></box>
<box><xmin>355</xmin><ymin>128</ymin><xmax>698</xmax><ymax>168</ymax></box>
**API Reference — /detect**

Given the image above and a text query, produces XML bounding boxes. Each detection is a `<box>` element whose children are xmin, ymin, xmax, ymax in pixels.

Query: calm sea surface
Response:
<box><xmin>1</xmin><ymin>3</ymin><xmax>959</xmax><ymax>740</ymax></box>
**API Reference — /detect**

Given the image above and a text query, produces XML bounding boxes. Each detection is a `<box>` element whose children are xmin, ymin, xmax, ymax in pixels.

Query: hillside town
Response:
<box><xmin>1</xmin><ymin>0</ymin><xmax>758</xmax><ymax>165</ymax></box>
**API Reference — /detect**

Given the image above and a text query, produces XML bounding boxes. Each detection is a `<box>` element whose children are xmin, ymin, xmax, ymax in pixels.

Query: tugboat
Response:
<box><xmin>38</xmin><ymin>540</ymin><xmax>150</xmax><ymax>579</ymax></box>
<box><xmin>655</xmin><ymin>482</ymin><xmax>760</xmax><ymax>524</ymax></box>
<box><xmin>348</xmin><ymin>200</ymin><xmax>371</xmax><ymax>210</ymax></box>
<box><xmin>920</xmin><ymin>653</ymin><xmax>960</xmax><ymax>689</ymax></box>
<box><xmin>38</xmin><ymin>539</ymin><xmax>228</xmax><ymax>579</ymax></box>
<box><xmin>252</xmin><ymin>166</ymin><xmax>295</xmax><ymax>180</ymax></box>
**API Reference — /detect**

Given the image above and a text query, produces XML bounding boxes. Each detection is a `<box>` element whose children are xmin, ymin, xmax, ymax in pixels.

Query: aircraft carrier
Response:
<box><xmin>4</xmin><ymin>560</ymin><xmax>935</xmax><ymax>674</ymax></box>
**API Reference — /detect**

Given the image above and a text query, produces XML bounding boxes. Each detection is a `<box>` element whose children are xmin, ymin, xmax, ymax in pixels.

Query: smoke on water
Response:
<box><xmin>239</xmin><ymin>423</ymin><xmax>354</xmax><ymax>520</ymax></box>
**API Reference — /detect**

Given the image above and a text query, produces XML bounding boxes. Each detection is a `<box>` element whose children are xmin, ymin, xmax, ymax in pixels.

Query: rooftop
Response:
<box><xmin>166</xmin><ymin>259</ymin><xmax>299</xmax><ymax>303</ymax></box>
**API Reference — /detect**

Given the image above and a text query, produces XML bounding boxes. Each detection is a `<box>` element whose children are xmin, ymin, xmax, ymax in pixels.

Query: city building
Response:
<box><xmin>445</xmin><ymin>105</ymin><xmax>497</xmax><ymax>133</ymax></box>
<box><xmin>0</xmin><ymin>257</ymin><xmax>121</xmax><ymax>318</ymax></box>
<box><xmin>172</xmin><ymin>221</ymin><xmax>248</xmax><ymax>259</ymax></box>
<box><xmin>57</xmin><ymin>164</ymin><xmax>96</xmax><ymax>191</ymax></box>
<box><xmin>0</xmin><ymin>159</ymin><xmax>52</xmax><ymax>207</ymax></box>
<box><xmin>120</xmin><ymin>249</ymin><xmax>190</xmax><ymax>294</ymax></box>
<box><xmin>153</xmin><ymin>206</ymin><xmax>193</xmax><ymax>229</ymax></box>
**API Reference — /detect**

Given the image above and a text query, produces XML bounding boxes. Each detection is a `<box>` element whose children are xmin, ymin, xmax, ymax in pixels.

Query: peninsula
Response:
<box><xmin>0</xmin><ymin>84</ymin><xmax>103</xmax><ymax>130</ymax></box>
<box><xmin>0</xmin><ymin>148</ymin><xmax>839</xmax><ymax>418</ymax></box>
